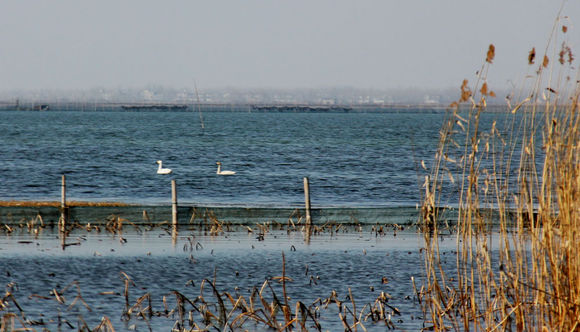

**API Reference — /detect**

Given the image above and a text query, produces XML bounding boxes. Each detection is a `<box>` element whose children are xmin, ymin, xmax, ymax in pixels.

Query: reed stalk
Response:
<box><xmin>420</xmin><ymin>8</ymin><xmax>579</xmax><ymax>331</ymax></box>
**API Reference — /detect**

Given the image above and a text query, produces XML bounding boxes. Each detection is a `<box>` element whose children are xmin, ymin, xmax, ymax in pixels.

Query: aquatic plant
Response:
<box><xmin>0</xmin><ymin>247</ymin><xmax>411</xmax><ymax>331</ymax></box>
<box><xmin>420</xmin><ymin>7</ymin><xmax>579</xmax><ymax>331</ymax></box>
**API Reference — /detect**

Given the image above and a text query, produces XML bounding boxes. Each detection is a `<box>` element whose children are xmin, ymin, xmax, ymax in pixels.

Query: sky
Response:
<box><xmin>0</xmin><ymin>0</ymin><xmax>578</xmax><ymax>92</ymax></box>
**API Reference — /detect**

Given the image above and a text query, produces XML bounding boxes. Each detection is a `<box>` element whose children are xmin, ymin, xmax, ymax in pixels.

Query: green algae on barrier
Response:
<box><xmin>0</xmin><ymin>204</ymin><xmax>422</xmax><ymax>226</ymax></box>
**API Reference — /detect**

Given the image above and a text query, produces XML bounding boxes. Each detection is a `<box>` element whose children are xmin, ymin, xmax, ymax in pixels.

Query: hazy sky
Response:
<box><xmin>0</xmin><ymin>1</ymin><xmax>578</xmax><ymax>92</ymax></box>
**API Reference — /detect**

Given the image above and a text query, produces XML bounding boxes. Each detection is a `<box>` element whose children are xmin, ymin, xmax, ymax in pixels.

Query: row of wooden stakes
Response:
<box><xmin>57</xmin><ymin>175</ymin><xmax>314</xmax><ymax>238</ymax></box>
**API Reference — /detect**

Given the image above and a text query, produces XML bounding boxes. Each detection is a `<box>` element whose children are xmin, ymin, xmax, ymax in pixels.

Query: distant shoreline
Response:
<box><xmin>0</xmin><ymin>101</ymin><xmax>512</xmax><ymax>112</ymax></box>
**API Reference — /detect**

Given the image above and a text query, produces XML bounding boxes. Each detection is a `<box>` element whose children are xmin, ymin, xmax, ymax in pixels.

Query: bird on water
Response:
<box><xmin>216</xmin><ymin>162</ymin><xmax>235</xmax><ymax>175</ymax></box>
<box><xmin>156</xmin><ymin>160</ymin><xmax>172</xmax><ymax>174</ymax></box>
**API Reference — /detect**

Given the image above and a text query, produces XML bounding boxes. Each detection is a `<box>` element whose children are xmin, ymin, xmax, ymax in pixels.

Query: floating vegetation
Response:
<box><xmin>0</xmin><ymin>247</ymin><xmax>414</xmax><ymax>331</ymax></box>
<box><xmin>0</xmin><ymin>203</ymin><xmax>423</xmax><ymax>330</ymax></box>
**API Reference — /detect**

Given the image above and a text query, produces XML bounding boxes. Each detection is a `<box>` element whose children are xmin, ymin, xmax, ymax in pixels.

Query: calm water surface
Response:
<box><xmin>0</xmin><ymin>228</ymin><xmax>458</xmax><ymax>331</ymax></box>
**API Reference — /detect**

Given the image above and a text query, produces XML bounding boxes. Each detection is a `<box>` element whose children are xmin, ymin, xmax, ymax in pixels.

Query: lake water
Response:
<box><xmin>0</xmin><ymin>108</ymin><xmax>531</xmax><ymax>330</ymax></box>
<box><xmin>0</xmin><ymin>226</ymin><xmax>461</xmax><ymax>331</ymax></box>
<box><xmin>1</xmin><ymin>109</ymin><xmax>466</xmax><ymax>207</ymax></box>
<box><xmin>2</xmin><ymin>108</ymin><xmax>531</xmax><ymax>226</ymax></box>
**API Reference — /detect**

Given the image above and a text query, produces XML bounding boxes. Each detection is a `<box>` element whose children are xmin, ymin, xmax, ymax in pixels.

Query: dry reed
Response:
<box><xmin>0</xmin><ymin>248</ymin><xmax>411</xmax><ymax>331</ymax></box>
<box><xmin>420</xmin><ymin>8</ymin><xmax>579</xmax><ymax>331</ymax></box>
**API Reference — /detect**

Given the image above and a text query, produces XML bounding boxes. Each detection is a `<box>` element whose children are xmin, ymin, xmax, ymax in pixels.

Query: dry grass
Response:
<box><xmin>0</xmin><ymin>208</ymin><xmax>405</xmax><ymax>330</ymax></box>
<box><xmin>0</xmin><ymin>252</ymin><xmax>405</xmax><ymax>331</ymax></box>
<box><xmin>420</xmin><ymin>9</ymin><xmax>579</xmax><ymax>331</ymax></box>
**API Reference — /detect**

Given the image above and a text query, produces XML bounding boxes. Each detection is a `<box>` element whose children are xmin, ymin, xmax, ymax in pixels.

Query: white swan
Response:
<box><xmin>156</xmin><ymin>160</ymin><xmax>172</xmax><ymax>174</ymax></box>
<box><xmin>216</xmin><ymin>162</ymin><xmax>235</xmax><ymax>175</ymax></box>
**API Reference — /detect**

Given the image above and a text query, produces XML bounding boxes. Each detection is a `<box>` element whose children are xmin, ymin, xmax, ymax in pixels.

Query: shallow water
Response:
<box><xmin>0</xmin><ymin>228</ymin><xmax>460</xmax><ymax>331</ymax></box>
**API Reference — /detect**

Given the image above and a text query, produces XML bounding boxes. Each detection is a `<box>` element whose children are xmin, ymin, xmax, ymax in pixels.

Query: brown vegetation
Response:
<box><xmin>420</xmin><ymin>11</ymin><xmax>579</xmax><ymax>331</ymax></box>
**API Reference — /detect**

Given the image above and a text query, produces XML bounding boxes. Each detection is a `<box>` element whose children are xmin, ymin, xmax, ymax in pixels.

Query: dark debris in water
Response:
<box><xmin>0</xmin><ymin>219</ymin><xmax>438</xmax><ymax>331</ymax></box>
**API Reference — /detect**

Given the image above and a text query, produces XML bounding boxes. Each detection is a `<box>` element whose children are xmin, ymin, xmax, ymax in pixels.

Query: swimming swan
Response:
<box><xmin>156</xmin><ymin>160</ymin><xmax>172</xmax><ymax>174</ymax></box>
<box><xmin>216</xmin><ymin>162</ymin><xmax>236</xmax><ymax>175</ymax></box>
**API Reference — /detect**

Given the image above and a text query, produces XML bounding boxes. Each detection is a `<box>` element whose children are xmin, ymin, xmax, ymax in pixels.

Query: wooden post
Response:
<box><xmin>171</xmin><ymin>180</ymin><xmax>178</xmax><ymax>226</ymax></box>
<box><xmin>60</xmin><ymin>175</ymin><xmax>67</xmax><ymax>232</ymax></box>
<box><xmin>61</xmin><ymin>174</ymin><xmax>66</xmax><ymax>208</ymax></box>
<box><xmin>303</xmin><ymin>177</ymin><xmax>312</xmax><ymax>241</ymax></box>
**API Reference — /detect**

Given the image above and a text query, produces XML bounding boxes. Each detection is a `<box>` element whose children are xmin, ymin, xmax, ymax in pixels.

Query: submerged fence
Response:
<box><xmin>0</xmin><ymin>175</ymin><xmax>422</xmax><ymax>226</ymax></box>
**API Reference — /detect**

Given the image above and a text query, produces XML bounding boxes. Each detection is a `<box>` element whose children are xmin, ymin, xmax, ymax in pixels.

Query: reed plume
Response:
<box><xmin>420</xmin><ymin>8</ymin><xmax>579</xmax><ymax>331</ymax></box>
